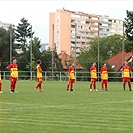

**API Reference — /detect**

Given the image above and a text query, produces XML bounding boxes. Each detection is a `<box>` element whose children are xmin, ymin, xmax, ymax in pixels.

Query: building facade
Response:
<box><xmin>99</xmin><ymin>15</ymin><xmax>123</xmax><ymax>37</ymax></box>
<box><xmin>49</xmin><ymin>9</ymin><xmax>123</xmax><ymax>56</ymax></box>
<box><xmin>0</xmin><ymin>21</ymin><xmax>14</xmax><ymax>30</ymax></box>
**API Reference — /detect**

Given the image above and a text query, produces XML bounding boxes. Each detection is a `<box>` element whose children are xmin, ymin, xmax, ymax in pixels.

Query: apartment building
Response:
<box><xmin>0</xmin><ymin>21</ymin><xmax>14</xmax><ymax>30</ymax></box>
<box><xmin>49</xmin><ymin>9</ymin><xmax>99</xmax><ymax>56</ymax></box>
<box><xmin>49</xmin><ymin>9</ymin><xmax>123</xmax><ymax>56</ymax></box>
<box><xmin>99</xmin><ymin>15</ymin><xmax>123</xmax><ymax>37</ymax></box>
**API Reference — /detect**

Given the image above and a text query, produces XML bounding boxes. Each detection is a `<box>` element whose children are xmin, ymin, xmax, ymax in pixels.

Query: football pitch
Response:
<box><xmin>0</xmin><ymin>80</ymin><xmax>133</xmax><ymax>133</ymax></box>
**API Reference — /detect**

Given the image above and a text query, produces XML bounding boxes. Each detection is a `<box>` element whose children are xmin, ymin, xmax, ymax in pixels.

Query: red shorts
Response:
<box><xmin>91</xmin><ymin>78</ymin><xmax>96</xmax><ymax>82</ymax></box>
<box><xmin>101</xmin><ymin>80</ymin><xmax>108</xmax><ymax>84</ymax></box>
<box><xmin>10</xmin><ymin>76</ymin><xmax>17</xmax><ymax>83</ymax></box>
<box><xmin>69</xmin><ymin>79</ymin><xmax>75</xmax><ymax>83</ymax></box>
<box><xmin>38</xmin><ymin>78</ymin><xmax>42</xmax><ymax>82</ymax></box>
<box><xmin>123</xmin><ymin>77</ymin><xmax>130</xmax><ymax>82</ymax></box>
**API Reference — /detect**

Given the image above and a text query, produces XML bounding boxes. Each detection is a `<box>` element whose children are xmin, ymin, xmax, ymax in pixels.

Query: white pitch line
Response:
<box><xmin>0</xmin><ymin>100</ymin><xmax>133</xmax><ymax>111</ymax></box>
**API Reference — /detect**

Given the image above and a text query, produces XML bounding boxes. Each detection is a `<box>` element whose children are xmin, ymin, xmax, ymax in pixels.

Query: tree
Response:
<box><xmin>125</xmin><ymin>10</ymin><xmax>133</xmax><ymax>41</ymax></box>
<box><xmin>77</xmin><ymin>34</ymin><xmax>123</xmax><ymax>70</ymax></box>
<box><xmin>25</xmin><ymin>37</ymin><xmax>42</xmax><ymax>71</ymax></box>
<box><xmin>0</xmin><ymin>27</ymin><xmax>10</xmax><ymax>62</ymax></box>
<box><xmin>31</xmin><ymin>37</ymin><xmax>41</xmax><ymax>60</ymax></box>
<box><xmin>124</xmin><ymin>10</ymin><xmax>133</xmax><ymax>52</ymax></box>
<box><xmin>40</xmin><ymin>49</ymin><xmax>63</xmax><ymax>71</ymax></box>
<box><xmin>26</xmin><ymin>54</ymin><xmax>36</xmax><ymax>71</ymax></box>
<box><xmin>124</xmin><ymin>39</ymin><xmax>133</xmax><ymax>52</ymax></box>
<box><xmin>15</xmin><ymin>17</ymin><xmax>34</xmax><ymax>53</ymax></box>
<box><xmin>0</xmin><ymin>27</ymin><xmax>17</xmax><ymax>68</ymax></box>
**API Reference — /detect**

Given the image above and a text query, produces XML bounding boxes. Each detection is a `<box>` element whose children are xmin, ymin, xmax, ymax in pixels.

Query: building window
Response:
<box><xmin>57</xmin><ymin>31</ymin><xmax>59</xmax><ymax>34</ymax></box>
<box><xmin>71</xmin><ymin>25</ymin><xmax>75</xmax><ymax>28</ymax></box>
<box><xmin>57</xmin><ymin>36</ymin><xmax>59</xmax><ymax>40</ymax></box>
<box><xmin>57</xmin><ymin>25</ymin><xmax>59</xmax><ymax>29</ymax></box>
<box><xmin>71</xmin><ymin>30</ymin><xmax>75</xmax><ymax>34</ymax></box>
<box><xmin>57</xmin><ymin>14</ymin><xmax>59</xmax><ymax>18</ymax></box>
<box><xmin>57</xmin><ymin>41</ymin><xmax>59</xmax><ymax>45</ymax></box>
<box><xmin>71</xmin><ymin>19</ymin><xmax>76</xmax><ymax>23</ymax></box>
<box><xmin>57</xmin><ymin>20</ymin><xmax>59</xmax><ymax>23</ymax></box>
<box><xmin>71</xmin><ymin>36</ymin><xmax>75</xmax><ymax>39</ymax></box>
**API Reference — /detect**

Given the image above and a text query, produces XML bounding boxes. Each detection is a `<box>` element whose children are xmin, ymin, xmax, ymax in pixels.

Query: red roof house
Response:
<box><xmin>106</xmin><ymin>51</ymin><xmax>133</xmax><ymax>72</ymax></box>
<box><xmin>58</xmin><ymin>52</ymin><xmax>83</xmax><ymax>70</ymax></box>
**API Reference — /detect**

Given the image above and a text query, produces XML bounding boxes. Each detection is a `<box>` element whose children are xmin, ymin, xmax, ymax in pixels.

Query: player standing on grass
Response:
<box><xmin>6</xmin><ymin>58</ymin><xmax>18</xmax><ymax>93</ymax></box>
<box><xmin>100</xmin><ymin>63</ymin><xmax>108</xmax><ymax>91</ymax></box>
<box><xmin>66</xmin><ymin>63</ymin><xmax>75</xmax><ymax>92</ymax></box>
<box><xmin>89</xmin><ymin>62</ymin><xmax>98</xmax><ymax>91</ymax></box>
<box><xmin>122</xmin><ymin>61</ymin><xmax>132</xmax><ymax>91</ymax></box>
<box><xmin>35</xmin><ymin>60</ymin><xmax>44</xmax><ymax>92</ymax></box>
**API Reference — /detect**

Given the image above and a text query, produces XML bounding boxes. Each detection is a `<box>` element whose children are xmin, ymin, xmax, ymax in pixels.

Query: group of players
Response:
<box><xmin>66</xmin><ymin>61</ymin><xmax>132</xmax><ymax>92</ymax></box>
<box><xmin>0</xmin><ymin>58</ymin><xmax>132</xmax><ymax>94</ymax></box>
<box><xmin>0</xmin><ymin>58</ymin><xmax>43</xmax><ymax>93</ymax></box>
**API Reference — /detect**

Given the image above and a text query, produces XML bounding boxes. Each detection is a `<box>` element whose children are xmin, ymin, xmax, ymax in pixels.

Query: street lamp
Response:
<box><xmin>10</xmin><ymin>25</ymin><xmax>13</xmax><ymax>64</ymax></box>
<box><xmin>52</xmin><ymin>24</ymin><xmax>54</xmax><ymax>78</ymax></box>
<box><xmin>74</xmin><ymin>22</ymin><xmax>77</xmax><ymax>81</ymax></box>
<box><xmin>122</xmin><ymin>21</ymin><xmax>125</xmax><ymax>66</ymax></box>
<box><xmin>30</xmin><ymin>26</ymin><xmax>33</xmax><ymax>81</ymax></box>
<box><xmin>97</xmin><ymin>19</ymin><xmax>100</xmax><ymax>82</ymax></box>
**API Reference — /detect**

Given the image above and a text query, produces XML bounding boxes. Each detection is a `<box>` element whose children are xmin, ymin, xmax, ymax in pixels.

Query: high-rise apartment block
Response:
<box><xmin>49</xmin><ymin>9</ymin><xmax>123</xmax><ymax>56</ymax></box>
<box><xmin>99</xmin><ymin>15</ymin><xmax>123</xmax><ymax>37</ymax></box>
<box><xmin>0</xmin><ymin>21</ymin><xmax>14</xmax><ymax>30</ymax></box>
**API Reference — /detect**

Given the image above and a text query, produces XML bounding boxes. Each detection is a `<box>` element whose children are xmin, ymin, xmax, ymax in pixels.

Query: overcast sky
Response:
<box><xmin>0</xmin><ymin>0</ymin><xmax>133</xmax><ymax>43</ymax></box>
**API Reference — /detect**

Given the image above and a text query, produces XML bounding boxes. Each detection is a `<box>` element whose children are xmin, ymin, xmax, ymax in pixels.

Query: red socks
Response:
<box><xmin>10</xmin><ymin>82</ymin><xmax>16</xmax><ymax>91</ymax></box>
<box><xmin>70</xmin><ymin>83</ymin><xmax>73</xmax><ymax>91</ymax></box>
<box><xmin>90</xmin><ymin>83</ymin><xmax>92</xmax><ymax>89</ymax></box>
<box><xmin>90</xmin><ymin>83</ymin><xmax>96</xmax><ymax>90</ymax></box>
<box><xmin>93</xmin><ymin>83</ymin><xmax>96</xmax><ymax>90</ymax></box>
<box><xmin>36</xmin><ymin>83</ymin><xmax>42</xmax><ymax>90</ymax></box>
<box><xmin>123</xmin><ymin>83</ymin><xmax>126</xmax><ymax>91</ymax></box>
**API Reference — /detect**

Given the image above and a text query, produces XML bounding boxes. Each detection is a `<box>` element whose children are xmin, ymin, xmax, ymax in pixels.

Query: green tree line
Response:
<box><xmin>0</xmin><ymin>17</ymin><xmax>63</xmax><ymax>73</ymax></box>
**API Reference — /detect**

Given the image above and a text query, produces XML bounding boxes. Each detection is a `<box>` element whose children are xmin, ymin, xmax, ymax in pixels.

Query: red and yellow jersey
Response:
<box><xmin>37</xmin><ymin>65</ymin><xmax>42</xmax><ymax>78</ymax></box>
<box><xmin>7</xmin><ymin>64</ymin><xmax>18</xmax><ymax>78</ymax></box>
<box><xmin>122</xmin><ymin>65</ymin><xmax>131</xmax><ymax>78</ymax></box>
<box><xmin>68</xmin><ymin>66</ymin><xmax>75</xmax><ymax>79</ymax></box>
<box><xmin>100</xmin><ymin>67</ymin><xmax>108</xmax><ymax>80</ymax></box>
<box><xmin>90</xmin><ymin>66</ymin><xmax>97</xmax><ymax>78</ymax></box>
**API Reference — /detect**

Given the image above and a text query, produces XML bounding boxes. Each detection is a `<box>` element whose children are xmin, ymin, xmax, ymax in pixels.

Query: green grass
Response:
<box><xmin>0</xmin><ymin>80</ymin><xmax>133</xmax><ymax>133</ymax></box>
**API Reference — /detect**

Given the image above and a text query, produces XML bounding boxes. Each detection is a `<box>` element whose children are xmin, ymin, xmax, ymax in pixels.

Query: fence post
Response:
<box><xmin>60</xmin><ymin>72</ymin><xmax>61</xmax><ymax>81</ymax></box>
<box><xmin>3</xmin><ymin>71</ymin><xmax>5</xmax><ymax>80</ymax></box>
<box><xmin>45</xmin><ymin>72</ymin><xmax>47</xmax><ymax>81</ymax></box>
<box><xmin>30</xmin><ymin>71</ymin><xmax>32</xmax><ymax>81</ymax></box>
<box><xmin>75</xmin><ymin>71</ymin><xmax>76</xmax><ymax>82</ymax></box>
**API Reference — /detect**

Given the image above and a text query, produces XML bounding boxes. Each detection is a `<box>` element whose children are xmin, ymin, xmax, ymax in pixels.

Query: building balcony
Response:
<box><xmin>86</xmin><ymin>19</ymin><xmax>99</xmax><ymax>23</ymax></box>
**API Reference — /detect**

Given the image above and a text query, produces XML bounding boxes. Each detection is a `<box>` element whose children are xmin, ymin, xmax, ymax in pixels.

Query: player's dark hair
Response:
<box><xmin>12</xmin><ymin>57</ymin><xmax>16</xmax><ymax>61</ymax></box>
<box><xmin>37</xmin><ymin>60</ymin><xmax>41</xmax><ymax>64</ymax></box>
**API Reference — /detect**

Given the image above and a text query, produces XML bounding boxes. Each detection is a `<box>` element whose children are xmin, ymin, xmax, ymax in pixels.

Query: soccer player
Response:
<box><xmin>89</xmin><ymin>62</ymin><xmax>98</xmax><ymax>91</ymax></box>
<box><xmin>66</xmin><ymin>63</ymin><xmax>75</xmax><ymax>91</ymax></box>
<box><xmin>122</xmin><ymin>61</ymin><xmax>132</xmax><ymax>91</ymax></box>
<box><xmin>35</xmin><ymin>60</ymin><xmax>44</xmax><ymax>92</ymax></box>
<box><xmin>100</xmin><ymin>63</ymin><xmax>108</xmax><ymax>91</ymax></box>
<box><xmin>6</xmin><ymin>58</ymin><xmax>18</xmax><ymax>93</ymax></box>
